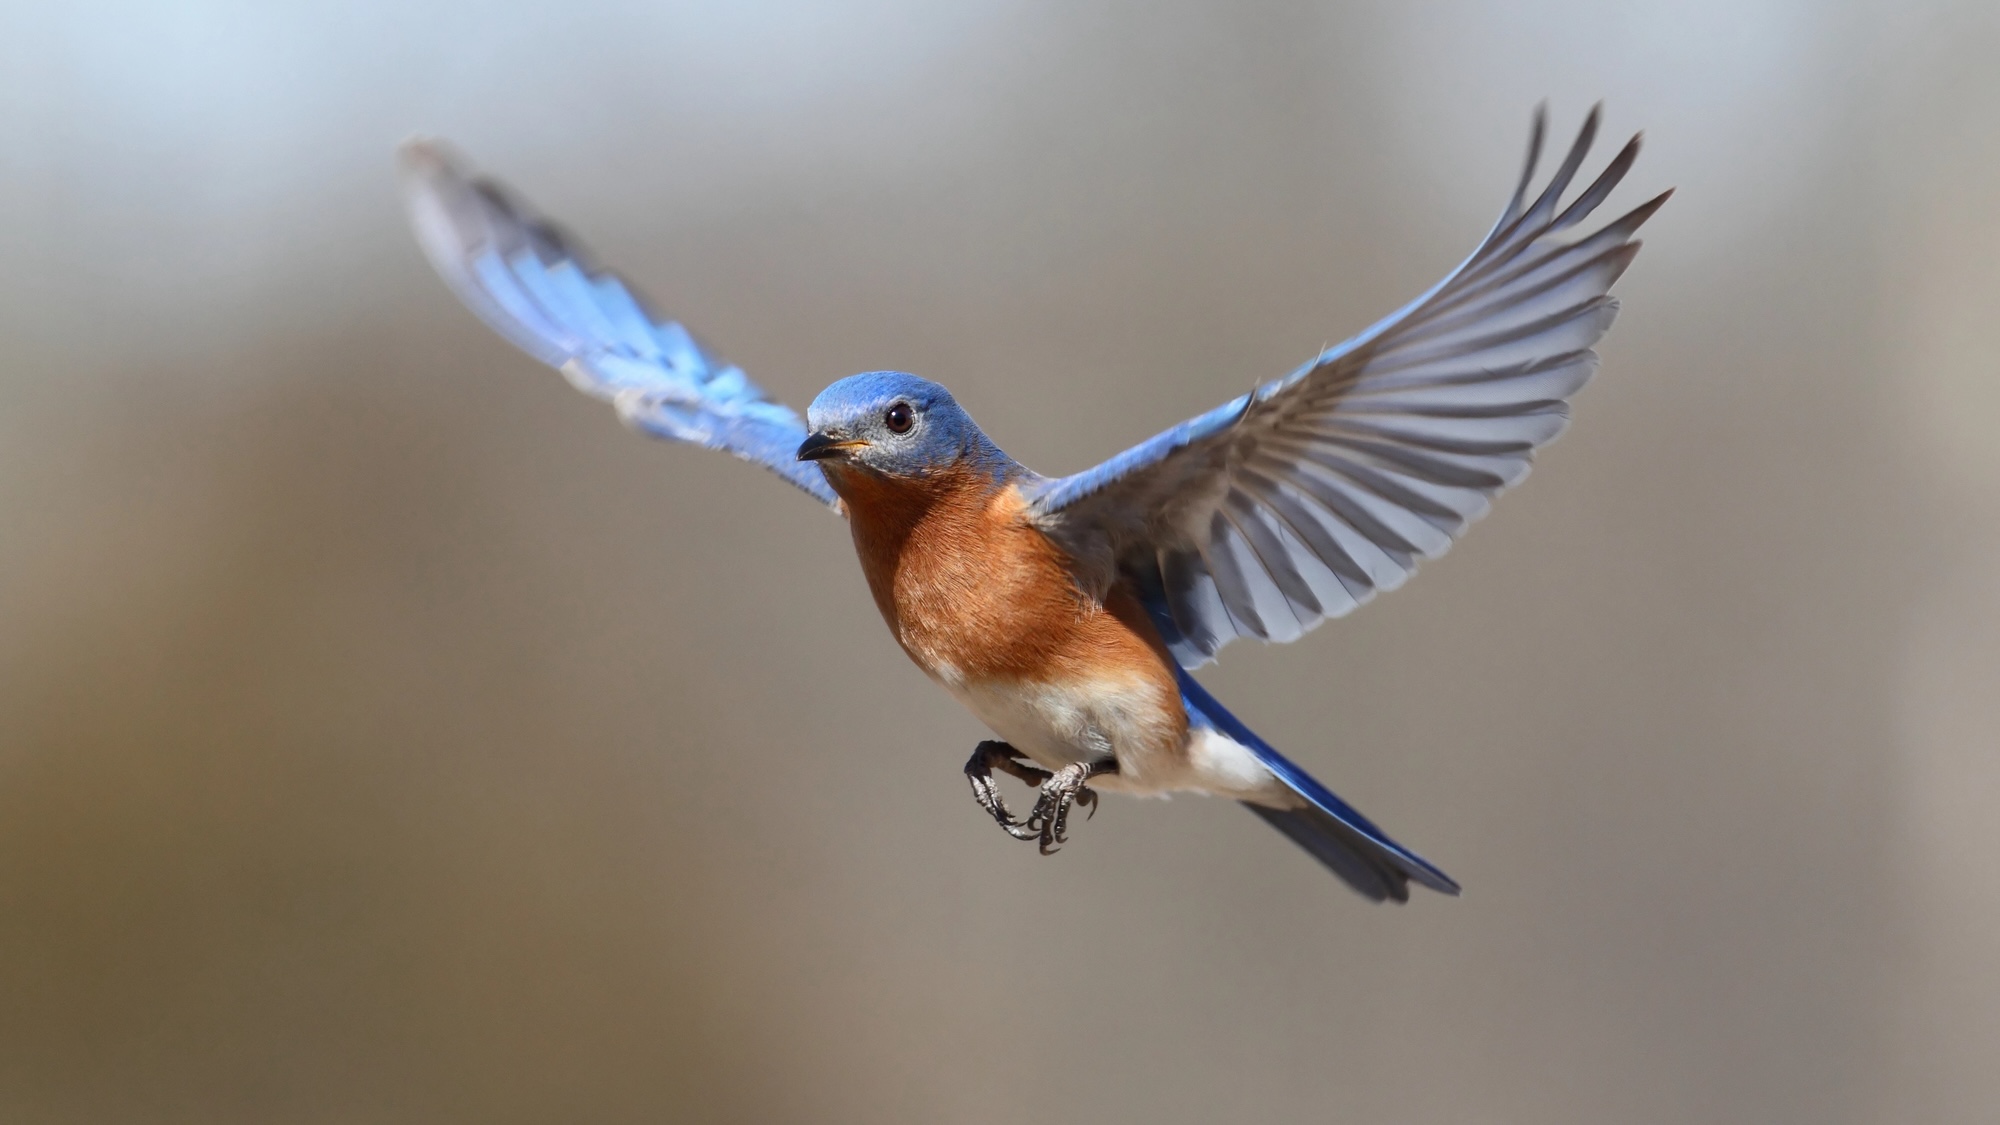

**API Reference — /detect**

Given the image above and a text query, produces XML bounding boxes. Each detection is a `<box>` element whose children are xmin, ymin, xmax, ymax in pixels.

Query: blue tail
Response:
<box><xmin>1176</xmin><ymin>667</ymin><xmax>1460</xmax><ymax>903</ymax></box>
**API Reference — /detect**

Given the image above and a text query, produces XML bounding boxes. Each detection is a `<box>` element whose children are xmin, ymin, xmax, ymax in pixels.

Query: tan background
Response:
<box><xmin>3</xmin><ymin>2</ymin><xmax>1998</xmax><ymax>1122</ymax></box>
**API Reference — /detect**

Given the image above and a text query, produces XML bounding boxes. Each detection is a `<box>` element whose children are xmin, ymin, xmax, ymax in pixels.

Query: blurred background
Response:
<box><xmin>1</xmin><ymin>1</ymin><xmax>1996</xmax><ymax>1122</ymax></box>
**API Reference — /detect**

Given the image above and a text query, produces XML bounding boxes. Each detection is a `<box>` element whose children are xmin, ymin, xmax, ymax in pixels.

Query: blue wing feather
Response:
<box><xmin>1028</xmin><ymin>107</ymin><xmax>1667</xmax><ymax>665</ymax></box>
<box><xmin>1025</xmin><ymin>393</ymin><xmax>1250</xmax><ymax>515</ymax></box>
<box><xmin>399</xmin><ymin>139</ymin><xmax>839</xmax><ymax>509</ymax></box>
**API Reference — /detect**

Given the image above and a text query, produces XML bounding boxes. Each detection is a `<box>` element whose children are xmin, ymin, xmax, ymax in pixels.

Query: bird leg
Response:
<box><xmin>964</xmin><ymin>741</ymin><xmax>1050</xmax><ymax>841</ymax></box>
<box><xmin>1023</xmin><ymin>759</ymin><xmax>1116</xmax><ymax>855</ymax></box>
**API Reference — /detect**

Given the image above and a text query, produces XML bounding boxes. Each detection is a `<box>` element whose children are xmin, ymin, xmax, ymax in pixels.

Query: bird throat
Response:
<box><xmin>831</xmin><ymin>462</ymin><xmax>1003</xmax><ymax>636</ymax></box>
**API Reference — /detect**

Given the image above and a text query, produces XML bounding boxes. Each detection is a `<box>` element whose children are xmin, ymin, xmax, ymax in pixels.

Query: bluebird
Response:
<box><xmin>398</xmin><ymin>107</ymin><xmax>1666</xmax><ymax>902</ymax></box>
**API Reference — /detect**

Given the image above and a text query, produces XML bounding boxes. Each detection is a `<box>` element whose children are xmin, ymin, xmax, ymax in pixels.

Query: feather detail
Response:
<box><xmin>398</xmin><ymin>139</ymin><xmax>839</xmax><ymax>507</ymax></box>
<box><xmin>1025</xmin><ymin>106</ymin><xmax>1667</xmax><ymax>666</ymax></box>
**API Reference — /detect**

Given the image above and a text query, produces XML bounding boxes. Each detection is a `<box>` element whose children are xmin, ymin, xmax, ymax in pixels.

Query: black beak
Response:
<box><xmin>796</xmin><ymin>432</ymin><xmax>857</xmax><ymax>462</ymax></box>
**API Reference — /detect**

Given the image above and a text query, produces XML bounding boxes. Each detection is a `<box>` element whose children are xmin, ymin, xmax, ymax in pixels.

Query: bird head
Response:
<box><xmin>798</xmin><ymin>371</ymin><xmax>1007</xmax><ymax>484</ymax></box>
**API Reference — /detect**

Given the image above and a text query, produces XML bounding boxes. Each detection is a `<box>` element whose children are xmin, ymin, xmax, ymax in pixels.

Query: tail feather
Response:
<box><xmin>1175</xmin><ymin>667</ymin><xmax>1461</xmax><ymax>901</ymax></box>
<box><xmin>1242</xmin><ymin>802</ymin><xmax>1415</xmax><ymax>903</ymax></box>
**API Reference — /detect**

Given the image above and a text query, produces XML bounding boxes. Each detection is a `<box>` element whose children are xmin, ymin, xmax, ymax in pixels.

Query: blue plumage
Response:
<box><xmin>399</xmin><ymin>107</ymin><xmax>1665</xmax><ymax>902</ymax></box>
<box><xmin>399</xmin><ymin>139</ymin><xmax>840</xmax><ymax>507</ymax></box>
<box><xmin>1176</xmin><ymin>667</ymin><xmax>1458</xmax><ymax>900</ymax></box>
<box><xmin>803</xmin><ymin>372</ymin><xmax>1019</xmax><ymax>484</ymax></box>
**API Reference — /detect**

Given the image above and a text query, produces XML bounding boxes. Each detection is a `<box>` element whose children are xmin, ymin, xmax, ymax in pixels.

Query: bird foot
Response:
<box><xmin>1023</xmin><ymin>761</ymin><xmax>1108</xmax><ymax>854</ymax></box>
<box><xmin>963</xmin><ymin>742</ymin><xmax>1113</xmax><ymax>854</ymax></box>
<box><xmin>964</xmin><ymin>741</ymin><xmax>1049</xmax><ymax>840</ymax></box>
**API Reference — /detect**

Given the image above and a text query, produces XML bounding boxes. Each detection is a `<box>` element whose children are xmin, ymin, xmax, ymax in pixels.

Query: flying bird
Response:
<box><xmin>398</xmin><ymin>107</ymin><xmax>1666</xmax><ymax>902</ymax></box>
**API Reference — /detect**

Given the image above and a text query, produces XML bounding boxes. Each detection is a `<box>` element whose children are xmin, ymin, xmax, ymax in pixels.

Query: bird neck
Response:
<box><xmin>828</xmin><ymin>460</ymin><xmax>999</xmax><ymax>542</ymax></box>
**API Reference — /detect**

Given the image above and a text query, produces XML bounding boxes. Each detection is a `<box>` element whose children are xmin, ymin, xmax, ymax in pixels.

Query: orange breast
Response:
<box><xmin>829</xmin><ymin>464</ymin><xmax>1183</xmax><ymax>706</ymax></box>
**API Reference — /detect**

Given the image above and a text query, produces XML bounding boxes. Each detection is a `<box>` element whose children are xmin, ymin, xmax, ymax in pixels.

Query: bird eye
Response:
<box><xmin>883</xmin><ymin>402</ymin><xmax>914</xmax><ymax>434</ymax></box>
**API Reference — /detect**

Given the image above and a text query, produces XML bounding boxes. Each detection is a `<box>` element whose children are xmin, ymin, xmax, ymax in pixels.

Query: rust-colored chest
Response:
<box><xmin>828</xmin><ymin>466</ymin><xmax>1175</xmax><ymax>688</ymax></box>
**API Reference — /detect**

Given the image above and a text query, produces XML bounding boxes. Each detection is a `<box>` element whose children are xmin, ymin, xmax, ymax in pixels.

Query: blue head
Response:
<box><xmin>797</xmin><ymin>372</ymin><xmax>1011</xmax><ymax>483</ymax></box>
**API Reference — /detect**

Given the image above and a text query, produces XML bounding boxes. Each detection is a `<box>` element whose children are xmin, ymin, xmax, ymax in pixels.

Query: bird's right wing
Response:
<box><xmin>398</xmin><ymin>140</ymin><xmax>839</xmax><ymax>509</ymax></box>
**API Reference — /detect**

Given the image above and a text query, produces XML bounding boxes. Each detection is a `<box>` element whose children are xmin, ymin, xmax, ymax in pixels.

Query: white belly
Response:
<box><xmin>939</xmin><ymin>672</ymin><xmax>1289</xmax><ymax>802</ymax></box>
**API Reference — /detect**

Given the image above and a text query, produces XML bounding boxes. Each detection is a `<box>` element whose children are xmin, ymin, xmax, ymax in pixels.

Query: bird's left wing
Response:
<box><xmin>1025</xmin><ymin>107</ymin><xmax>1669</xmax><ymax>666</ymax></box>
<box><xmin>398</xmin><ymin>140</ymin><xmax>839</xmax><ymax>508</ymax></box>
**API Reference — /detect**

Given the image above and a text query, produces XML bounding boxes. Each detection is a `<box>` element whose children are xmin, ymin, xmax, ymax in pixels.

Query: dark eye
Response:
<box><xmin>883</xmin><ymin>402</ymin><xmax>914</xmax><ymax>434</ymax></box>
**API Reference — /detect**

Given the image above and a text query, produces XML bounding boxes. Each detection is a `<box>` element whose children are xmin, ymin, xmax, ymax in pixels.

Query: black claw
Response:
<box><xmin>965</xmin><ymin>746</ymin><xmax>1114</xmax><ymax>853</ymax></box>
<box><xmin>1024</xmin><ymin>761</ymin><xmax>1098</xmax><ymax>854</ymax></box>
<box><xmin>965</xmin><ymin>741</ymin><xmax>1055</xmax><ymax>841</ymax></box>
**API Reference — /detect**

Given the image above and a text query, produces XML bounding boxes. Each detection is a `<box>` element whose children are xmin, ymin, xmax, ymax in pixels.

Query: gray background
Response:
<box><xmin>3</xmin><ymin>2</ymin><xmax>1998</xmax><ymax>1122</ymax></box>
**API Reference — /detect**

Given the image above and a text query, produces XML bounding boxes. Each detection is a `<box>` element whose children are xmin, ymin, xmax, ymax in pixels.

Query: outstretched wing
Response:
<box><xmin>1026</xmin><ymin>106</ymin><xmax>1669</xmax><ymax>666</ymax></box>
<box><xmin>398</xmin><ymin>140</ymin><xmax>839</xmax><ymax>508</ymax></box>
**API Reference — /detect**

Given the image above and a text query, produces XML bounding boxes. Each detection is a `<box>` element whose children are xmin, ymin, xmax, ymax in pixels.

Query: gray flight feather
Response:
<box><xmin>1025</xmin><ymin>106</ymin><xmax>1669</xmax><ymax>667</ymax></box>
